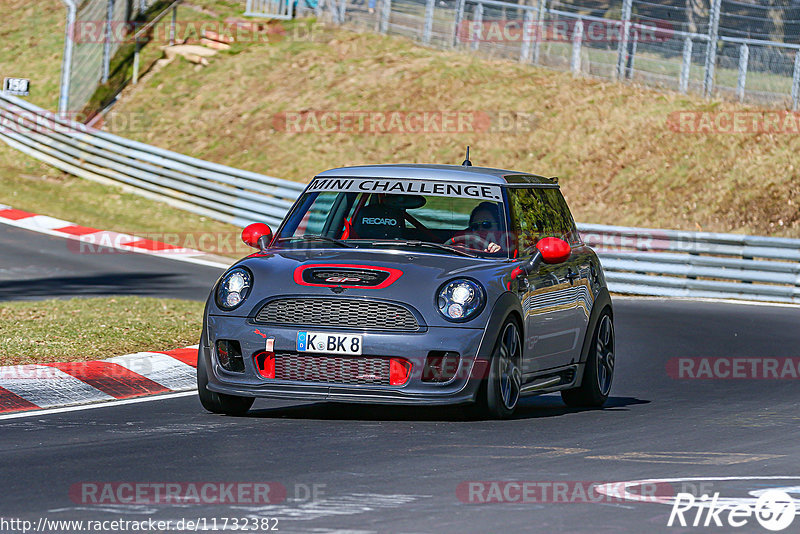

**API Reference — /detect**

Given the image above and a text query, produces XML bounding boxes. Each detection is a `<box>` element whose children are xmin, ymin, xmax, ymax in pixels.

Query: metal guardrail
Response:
<box><xmin>1</xmin><ymin>93</ymin><xmax>798</xmax><ymax>303</ymax></box>
<box><xmin>0</xmin><ymin>93</ymin><xmax>303</xmax><ymax>228</ymax></box>
<box><xmin>578</xmin><ymin>223</ymin><xmax>800</xmax><ymax>304</ymax></box>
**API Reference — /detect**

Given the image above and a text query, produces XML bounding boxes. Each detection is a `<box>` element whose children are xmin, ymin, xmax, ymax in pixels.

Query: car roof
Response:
<box><xmin>314</xmin><ymin>164</ymin><xmax>558</xmax><ymax>186</ymax></box>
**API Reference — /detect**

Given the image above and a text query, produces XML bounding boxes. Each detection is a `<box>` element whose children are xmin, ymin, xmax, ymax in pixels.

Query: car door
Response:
<box><xmin>507</xmin><ymin>186</ymin><xmax>582</xmax><ymax>374</ymax></box>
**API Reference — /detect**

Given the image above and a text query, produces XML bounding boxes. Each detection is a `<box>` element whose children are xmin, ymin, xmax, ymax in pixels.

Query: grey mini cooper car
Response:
<box><xmin>198</xmin><ymin>164</ymin><xmax>614</xmax><ymax>418</ymax></box>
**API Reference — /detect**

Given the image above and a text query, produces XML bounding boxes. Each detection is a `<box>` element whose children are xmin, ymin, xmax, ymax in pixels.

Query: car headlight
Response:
<box><xmin>216</xmin><ymin>268</ymin><xmax>252</xmax><ymax>310</ymax></box>
<box><xmin>437</xmin><ymin>279</ymin><xmax>485</xmax><ymax>322</ymax></box>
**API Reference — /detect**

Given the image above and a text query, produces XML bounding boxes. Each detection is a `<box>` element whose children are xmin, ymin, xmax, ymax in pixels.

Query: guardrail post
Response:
<box><xmin>616</xmin><ymin>0</ymin><xmax>632</xmax><ymax>80</ymax></box>
<box><xmin>102</xmin><ymin>0</ymin><xmax>114</xmax><ymax>83</ymax></box>
<box><xmin>519</xmin><ymin>9</ymin><xmax>534</xmax><ymax>63</ymax></box>
<box><xmin>703</xmin><ymin>0</ymin><xmax>721</xmax><ymax>97</ymax></box>
<box><xmin>423</xmin><ymin>0</ymin><xmax>434</xmax><ymax>45</ymax></box>
<box><xmin>736</xmin><ymin>43</ymin><xmax>748</xmax><ymax>102</ymax></box>
<box><xmin>792</xmin><ymin>51</ymin><xmax>800</xmax><ymax>111</ymax></box>
<box><xmin>471</xmin><ymin>3</ymin><xmax>483</xmax><ymax>52</ymax></box>
<box><xmin>380</xmin><ymin>0</ymin><xmax>391</xmax><ymax>33</ymax></box>
<box><xmin>570</xmin><ymin>18</ymin><xmax>583</xmax><ymax>75</ymax></box>
<box><xmin>533</xmin><ymin>0</ymin><xmax>545</xmax><ymax>64</ymax></box>
<box><xmin>679</xmin><ymin>37</ymin><xmax>692</xmax><ymax>94</ymax></box>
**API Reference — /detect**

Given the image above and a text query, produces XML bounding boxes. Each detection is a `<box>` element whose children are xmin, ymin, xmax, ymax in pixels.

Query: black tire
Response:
<box><xmin>562</xmin><ymin>310</ymin><xmax>614</xmax><ymax>408</ymax></box>
<box><xmin>474</xmin><ymin>319</ymin><xmax>523</xmax><ymax>419</ymax></box>
<box><xmin>197</xmin><ymin>345</ymin><xmax>255</xmax><ymax>416</ymax></box>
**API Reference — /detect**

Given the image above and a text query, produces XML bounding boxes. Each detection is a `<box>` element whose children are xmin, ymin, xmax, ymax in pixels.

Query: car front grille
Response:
<box><xmin>255</xmin><ymin>298</ymin><xmax>420</xmax><ymax>331</ymax></box>
<box><xmin>274</xmin><ymin>352</ymin><xmax>390</xmax><ymax>385</ymax></box>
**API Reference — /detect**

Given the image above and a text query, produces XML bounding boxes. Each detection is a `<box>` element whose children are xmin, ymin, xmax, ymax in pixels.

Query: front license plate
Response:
<box><xmin>297</xmin><ymin>331</ymin><xmax>362</xmax><ymax>355</ymax></box>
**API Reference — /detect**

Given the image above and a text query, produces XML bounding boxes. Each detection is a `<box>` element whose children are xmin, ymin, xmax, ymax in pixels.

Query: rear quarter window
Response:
<box><xmin>508</xmin><ymin>187</ymin><xmax>581</xmax><ymax>253</ymax></box>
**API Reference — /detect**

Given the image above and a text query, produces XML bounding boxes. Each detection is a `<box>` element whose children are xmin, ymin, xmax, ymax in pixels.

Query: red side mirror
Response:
<box><xmin>242</xmin><ymin>223</ymin><xmax>272</xmax><ymax>250</ymax></box>
<box><xmin>536</xmin><ymin>237</ymin><xmax>571</xmax><ymax>264</ymax></box>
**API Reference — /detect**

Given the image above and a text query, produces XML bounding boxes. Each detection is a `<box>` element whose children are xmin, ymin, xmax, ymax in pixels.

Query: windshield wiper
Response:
<box><xmin>279</xmin><ymin>235</ymin><xmax>356</xmax><ymax>248</ymax></box>
<box><xmin>371</xmin><ymin>240</ymin><xmax>478</xmax><ymax>258</ymax></box>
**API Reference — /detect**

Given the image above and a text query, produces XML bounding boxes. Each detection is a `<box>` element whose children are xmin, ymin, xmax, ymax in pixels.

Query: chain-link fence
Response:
<box><xmin>296</xmin><ymin>0</ymin><xmax>800</xmax><ymax>109</ymax></box>
<box><xmin>59</xmin><ymin>0</ymin><xmax>176</xmax><ymax>116</ymax></box>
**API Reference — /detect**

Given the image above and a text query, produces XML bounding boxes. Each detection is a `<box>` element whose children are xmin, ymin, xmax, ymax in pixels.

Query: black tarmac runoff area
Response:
<box><xmin>0</xmin><ymin>225</ymin><xmax>224</xmax><ymax>301</ymax></box>
<box><xmin>1</xmin><ymin>224</ymin><xmax>800</xmax><ymax>533</ymax></box>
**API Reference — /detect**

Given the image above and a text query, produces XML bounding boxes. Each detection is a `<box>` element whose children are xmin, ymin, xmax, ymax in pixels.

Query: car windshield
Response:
<box><xmin>276</xmin><ymin>177</ymin><xmax>511</xmax><ymax>258</ymax></box>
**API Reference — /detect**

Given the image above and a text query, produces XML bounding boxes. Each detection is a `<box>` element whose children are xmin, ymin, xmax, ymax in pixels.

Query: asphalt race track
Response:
<box><xmin>2</xmin><ymin>225</ymin><xmax>800</xmax><ymax>533</ymax></box>
<box><xmin>0</xmin><ymin>225</ymin><xmax>223</xmax><ymax>301</ymax></box>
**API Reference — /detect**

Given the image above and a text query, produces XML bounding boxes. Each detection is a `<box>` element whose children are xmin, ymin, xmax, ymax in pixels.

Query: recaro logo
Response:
<box><xmin>362</xmin><ymin>217</ymin><xmax>397</xmax><ymax>226</ymax></box>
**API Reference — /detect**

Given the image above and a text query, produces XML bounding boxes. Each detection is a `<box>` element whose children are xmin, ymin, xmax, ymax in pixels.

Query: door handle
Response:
<box><xmin>517</xmin><ymin>275</ymin><xmax>530</xmax><ymax>291</ymax></box>
<box><xmin>566</xmin><ymin>269</ymin><xmax>578</xmax><ymax>284</ymax></box>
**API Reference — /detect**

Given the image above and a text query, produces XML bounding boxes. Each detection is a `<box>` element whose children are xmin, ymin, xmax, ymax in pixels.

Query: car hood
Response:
<box><xmin>213</xmin><ymin>247</ymin><xmax>517</xmax><ymax>328</ymax></box>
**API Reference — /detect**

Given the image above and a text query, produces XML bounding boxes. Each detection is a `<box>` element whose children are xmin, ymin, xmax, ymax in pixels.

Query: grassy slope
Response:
<box><xmin>0</xmin><ymin>0</ymin><xmax>239</xmax><ymax>242</ymax></box>
<box><xmin>106</xmin><ymin>23</ymin><xmax>799</xmax><ymax>237</ymax></box>
<box><xmin>1</xmin><ymin>0</ymin><xmax>798</xmax><ymax>237</ymax></box>
<box><xmin>0</xmin><ymin>297</ymin><xmax>203</xmax><ymax>365</ymax></box>
<box><xmin>0</xmin><ymin>0</ymin><xmax>65</xmax><ymax>111</ymax></box>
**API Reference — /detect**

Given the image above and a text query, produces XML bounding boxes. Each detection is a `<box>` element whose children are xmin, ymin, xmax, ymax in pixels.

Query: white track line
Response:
<box><xmin>614</xmin><ymin>295</ymin><xmax>800</xmax><ymax>309</ymax></box>
<box><xmin>0</xmin><ymin>390</ymin><xmax>198</xmax><ymax>421</ymax></box>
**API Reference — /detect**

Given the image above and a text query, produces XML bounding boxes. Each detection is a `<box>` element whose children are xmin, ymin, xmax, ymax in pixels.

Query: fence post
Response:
<box><xmin>423</xmin><ymin>0</ymin><xmax>435</xmax><ymax>45</ymax></box>
<box><xmin>453</xmin><ymin>0</ymin><xmax>465</xmax><ymax>46</ymax></box>
<box><xmin>533</xmin><ymin>0</ymin><xmax>545</xmax><ymax>64</ymax></box>
<box><xmin>792</xmin><ymin>51</ymin><xmax>800</xmax><ymax>111</ymax></box>
<box><xmin>703</xmin><ymin>0</ymin><xmax>721</xmax><ymax>97</ymax></box>
<box><xmin>471</xmin><ymin>3</ymin><xmax>483</xmax><ymax>52</ymax></box>
<box><xmin>570</xmin><ymin>18</ymin><xmax>583</xmax><ymax>75</ymax></box>
<box><xmin>519</xmin><ymin>9</ymin><xmax>534</xmax><ymax>63</ymax></box>
<box><xmin>380</xmin><ymin>0</ymin><xmax>391</xmax><ymax>33</ymax></box>
<box><xmin>102</xmin><ymin>0</ymin><xmax>114</xmax><ymax>83</ymax></box>
<box><xmin>169</xmin><ymin>3</ymin><xmax>177</xmax><ymax>46</ymax></box>
<box><xmin>626</xmin><ymin>28</ymin><xmax>638</xmax><ymax>79</ymax></box>
<box><xmin>616</xmin><ymin>0</ymin><xmax>632</xmax><ymax>79</ymax></box>
<box><xmin>736</xmin><ymin>43</ymin><xmax>748</xmax><ymax>102</ymax></box>
<box><xmin>679</xmin><ymin>37</ymin><xmax>692</xmax><ymax>93</ymax></box>
<box><xmin>58</xmin><ymin>0</ymin><xmax>77</xmax><ymax>114</ymax></box>
<box><xmin>132</xmin><ymin>41</ymin><xmax>141</xmax><ymax>84</ymax></box>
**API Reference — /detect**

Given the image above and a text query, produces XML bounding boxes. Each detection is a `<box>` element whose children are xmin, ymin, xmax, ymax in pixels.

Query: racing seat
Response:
<box><xmin>350</xmin><ymin>202</ymin><xmax>404</xmax><ymax>240</ymax></box>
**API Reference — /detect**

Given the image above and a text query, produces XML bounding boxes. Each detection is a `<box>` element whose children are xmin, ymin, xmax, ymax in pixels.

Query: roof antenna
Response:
<box><xmin>462</xmin><ymin>146</ymin><xmax>472</xmax><ymax>167</ymax></box>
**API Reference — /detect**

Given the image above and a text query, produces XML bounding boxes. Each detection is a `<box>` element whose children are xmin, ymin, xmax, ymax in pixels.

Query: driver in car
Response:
<box><xmin>447</xmin><ymin>202</ymin><xmax>503</xmax><ymax>253</ymax></box>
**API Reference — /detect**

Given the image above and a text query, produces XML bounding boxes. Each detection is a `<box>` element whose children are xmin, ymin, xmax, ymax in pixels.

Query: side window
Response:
<box><xmin>540</xmin><ymin>189</ymin><xmax>581</xmax><ymax>246</ymax></box>
<box><xmin>508</xmin><ymin>187</ymin><xmax>580</xmax><ymax>255</ymax></box>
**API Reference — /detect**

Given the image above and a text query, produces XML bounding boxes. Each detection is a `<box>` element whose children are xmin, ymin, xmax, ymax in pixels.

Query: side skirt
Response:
<box><xmin>519</xmin><ymin>363</ymin><xmax>582</xmax><ymax>396</ymax></box>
